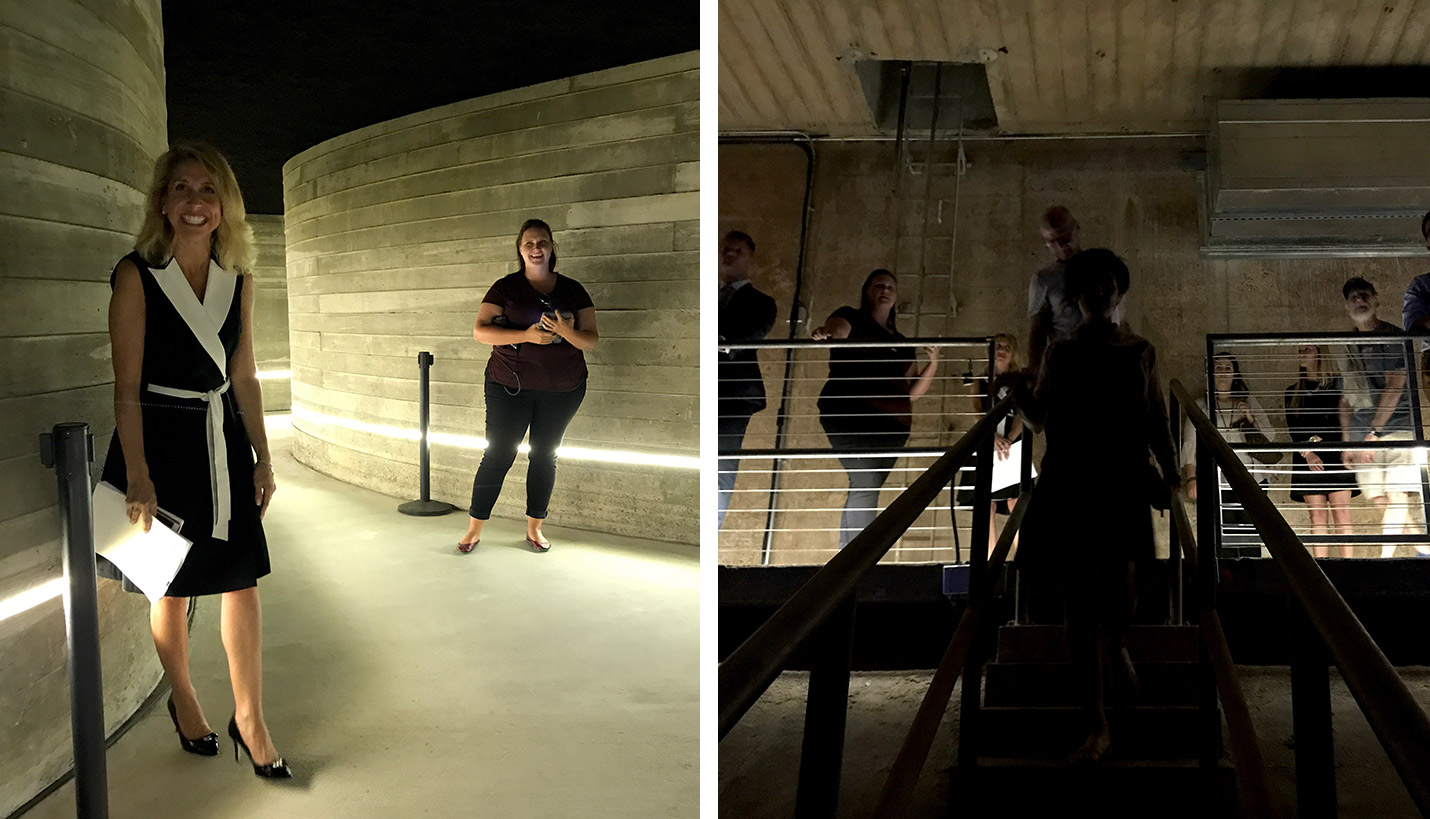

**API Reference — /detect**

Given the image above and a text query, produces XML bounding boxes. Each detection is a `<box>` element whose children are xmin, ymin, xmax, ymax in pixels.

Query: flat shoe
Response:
<box><xmin>457</xmin><ymin>539</ymin><xmax>478</xmax><ymax>553</ymax></box>
<box><xmin>525</xmin><ymin>536</ymin><xmax>550</xmax><ymax>552</ymax></box>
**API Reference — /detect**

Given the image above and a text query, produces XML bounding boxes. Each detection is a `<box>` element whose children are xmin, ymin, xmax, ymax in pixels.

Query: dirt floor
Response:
<box><xmin>719</xmin><ymin>667</ymin><xmax>1430</xmax><ymax>818</ymax></box>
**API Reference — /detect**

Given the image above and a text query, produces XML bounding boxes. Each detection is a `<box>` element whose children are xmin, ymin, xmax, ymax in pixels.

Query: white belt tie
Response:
<box><xmin>147</xmin><ymin>380</ymin><xmax>233</xmax><ymax>541</ymax></box>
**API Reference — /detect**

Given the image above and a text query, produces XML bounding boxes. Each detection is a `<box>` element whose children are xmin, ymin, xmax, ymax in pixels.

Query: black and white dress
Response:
<box><xmin>99</xmin><ymin>251</ymin><xmax>270</xmax><ymax>597</ymax></box>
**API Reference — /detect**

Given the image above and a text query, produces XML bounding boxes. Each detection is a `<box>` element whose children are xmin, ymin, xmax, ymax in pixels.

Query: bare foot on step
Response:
<box><xmin>1069</xmin><ymin>723</ymin><xmax>1111</xmax><ymax>765</ymax></box>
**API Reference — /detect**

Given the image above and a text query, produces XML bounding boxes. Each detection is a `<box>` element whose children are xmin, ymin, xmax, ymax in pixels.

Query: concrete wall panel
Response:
<box><xmin>0</xmin><ymin>2</ymin><xmax>167</xmax><ymax>815</ymax></box>
<box><xmin>249</xmin><ymin>214</ymin><xmax>292</xmax><ymax>411</ymax></box>
<box><xmin>283</xmin><ymin>52</ymin><xmax>699</xmax><ymax>545</ymax></box>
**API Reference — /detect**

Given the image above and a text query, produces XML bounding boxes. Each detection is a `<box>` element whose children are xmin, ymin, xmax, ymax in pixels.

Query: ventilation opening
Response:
<box><xmin>856</xmin><ymin>61</ymin><xmax>998</xmax><ymax>133</ymax></box>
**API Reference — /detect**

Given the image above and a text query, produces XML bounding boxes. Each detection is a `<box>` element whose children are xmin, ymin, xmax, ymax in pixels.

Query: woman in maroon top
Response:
<box><xmin>458</xmin><ymin>219</ymin><xmax>599</xmax><ymax>552</ymax></box>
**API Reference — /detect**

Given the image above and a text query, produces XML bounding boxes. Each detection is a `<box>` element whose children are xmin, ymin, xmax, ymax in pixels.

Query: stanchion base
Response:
<box><xmin>398</xmin><ymin>499</ymin><xmax>455</xmax><ymax>517</ymax></box>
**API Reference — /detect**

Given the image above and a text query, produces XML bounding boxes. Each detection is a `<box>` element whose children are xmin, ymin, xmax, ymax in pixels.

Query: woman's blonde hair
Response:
<box><xmin>134</xmin><ymin>143</ymin><xmax>256</xmax><ymax>273</ymax></box>
<box><xmin>994</xmin><ymin>333</ymin><xmax>1021</xmax><ymax>372</ymax></box>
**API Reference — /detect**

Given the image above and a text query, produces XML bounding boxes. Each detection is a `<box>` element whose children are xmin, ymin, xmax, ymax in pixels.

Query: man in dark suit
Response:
<box><xmin>718</xmin><ymin>230</ymin><xmax>777</xmax><ymax>529</ymax></box>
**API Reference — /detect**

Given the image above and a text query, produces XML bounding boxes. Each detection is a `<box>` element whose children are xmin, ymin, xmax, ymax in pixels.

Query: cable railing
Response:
<box><xmin>1196</xmin><ymin>333</ymin><xmax>1430</xmax><ymax>558</ymax></box>
<box><xmin>1172</xmin><ymin>377</ymin><xmax>1430</xmax><ymax>816</ymax></box>
<box><xmin>718</xmin><ymin>392</ymin><xmax>1016</xmax><ymax>816</ymax></box>
<box><xmin>717</xmin><ymin>336</ymin><xmax>1032</xmax><ymax>566</ymax></box>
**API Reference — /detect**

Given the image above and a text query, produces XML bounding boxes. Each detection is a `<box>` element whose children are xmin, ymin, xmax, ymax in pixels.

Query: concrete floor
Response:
<box><xmin>24</xmin><ymin>418</ymin><xmax>699</xmax><ymax>818</ymax></box>
<box><xmin>720</xmin><ymin>667</ymin><xmax>1430</xmax><ymax>818</ymax></box>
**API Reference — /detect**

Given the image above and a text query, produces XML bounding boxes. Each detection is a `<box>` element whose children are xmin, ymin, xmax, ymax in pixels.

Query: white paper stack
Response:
<box><xmin>991</xmin><ymin>439</ymin><xmax>1037</xmax><ymax>493</ymax></box>
<box><xmin>91</xmin><ymin>482</ymin><xmax>192</xmax><ymax>604</ymax></box>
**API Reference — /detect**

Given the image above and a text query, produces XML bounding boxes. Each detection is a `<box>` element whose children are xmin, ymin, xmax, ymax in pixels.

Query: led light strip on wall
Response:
<box><xmin>0</xmin><ymin>577</ymin><xmax>65</xmax><ymax>623</ymax></box>
<box><xmin>257</xmin><ymin>369</ymin><xmax>292</xmax><ymax>380</ymax></box>
<box><xmin>290</xmin><ymin>404</ymin><xmax>699</xmax><ymax>470</ymax></box>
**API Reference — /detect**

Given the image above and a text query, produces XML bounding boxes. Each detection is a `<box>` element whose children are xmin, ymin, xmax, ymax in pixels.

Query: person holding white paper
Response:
<box><xmin>957</xmin><ymin>333</ymin><xmax>1027</xmax><ymax>555</ymax></box>
<box><xmin>101</xmin><ymin>143</ymin><xmax>289</xmax><ymax>778</ymax></box>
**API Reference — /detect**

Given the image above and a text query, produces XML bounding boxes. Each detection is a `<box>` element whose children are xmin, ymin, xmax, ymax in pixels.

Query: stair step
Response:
<box><xmin>975</xmin><ymin>705</ymin><xmax>1211</xmax><ymax>759</ymax></box>
<box><xmin>950</xmin><ymin>757</ymin><xmax>1238</xmax><ymax>817</ymax></box>
<box><xmin>996</xmin><ymin>624</ymin><xmax>1200</xmax><ymax>663</ymax></box>
<box><xmin>984</xmin><ymin>661</ymin><xmax>1201</xmax><ymax>707</ymax></box>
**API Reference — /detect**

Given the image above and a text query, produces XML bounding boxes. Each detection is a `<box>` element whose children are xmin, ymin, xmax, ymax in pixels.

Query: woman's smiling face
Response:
<box><xmin>519</xmin><ymin>227</ymin><xmax>553</xmax><ymax>271</ymax></box>
<box><xmin>163</xmin><ymin>158</ymin><xmax>222</xmax><ymax>239</ymax></box>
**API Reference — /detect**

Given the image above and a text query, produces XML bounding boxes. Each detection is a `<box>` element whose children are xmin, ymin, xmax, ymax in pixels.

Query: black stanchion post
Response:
<box><xmin>38</xmin><ymin>423</ymin><xmax>108</xmax><ymax>819</ymax></box>
<box><xmin>400</xmin><ymin>351</ymin><xmax>455</xmax><ymax>516</ymax></box>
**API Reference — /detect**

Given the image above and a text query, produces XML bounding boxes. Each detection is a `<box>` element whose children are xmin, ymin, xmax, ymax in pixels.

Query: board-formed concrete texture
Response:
<box><xmin>249</xmin><ymin>214</ymin><xmax>292</xmax><ymax>411</ymax></box>
<box><xmin>282</xmin><ymin>52</ymin><xmax>699</xmax><ymax>545</ymax></box>
<box><xmin>719</xmin><ymin>139</ymin><xmax>1425</xmax><ymax>565</ymax></box>
<box><xmin>0</xmin><ymin>1</ymin><xmax>168</xmax><ymax>814</ymax></box>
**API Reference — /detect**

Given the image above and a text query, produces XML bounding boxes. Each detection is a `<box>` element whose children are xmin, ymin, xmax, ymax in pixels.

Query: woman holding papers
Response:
<box><xmin>101</xmin><ymin>144</ymin><xmax>289</xmax><ymax>778</ymax></box>
<box><xmin>957</xmin><ymin>333</ymin><xmax>1027</xmax><ymax>554</ymax></box>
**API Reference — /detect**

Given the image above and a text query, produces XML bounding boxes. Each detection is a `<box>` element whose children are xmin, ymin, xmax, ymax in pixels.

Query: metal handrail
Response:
<box><xmin>1169</xmin><ymin>494</ymin><xmax>1282</xmax><ymax>819</ymax></box>
<box><xmin>873</xmin><ymin>486</ymin><xmax>1034</xmax><ymax>818</ymax></box>
<box><xmin>717</xmin><ymin>393</ymin><xmax>1015</xmax><ymax>738</ymax></box>
<box><xmin>1172</xmin><ymin>378</ymin><xmax>1430</xmax><ymax>814</ymax></box>
<box><xmin>718</xmin><ymin>336</ymin><xmax>995</xmax><ymax>350</ymax></box>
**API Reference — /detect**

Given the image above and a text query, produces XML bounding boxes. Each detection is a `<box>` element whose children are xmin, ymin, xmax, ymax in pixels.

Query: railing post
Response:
<box><xmin>958</xmin><ymin>415</ymin><xmax>994</xmax><ymax>768</ymax></box>
<box><xmin>1169</xmin><ymin>391</ymin><xmax>1183</xmax><ymax>625</ymax></box>
<box><xmin>1289</xmin><ymin>597</ymin><xmax>1337</xmax><ymax>818</ymax></box>
<box><xmin>1402</xmin><ymin>337</ymin><xmax>1430</xmax><ymax>536</ymax></box>
<box><xmin>794</xmin><ymin>593</ymin><xmax>856</xmax><ymax>819</ymax></box>
<box><xmin>1195</xmin><ymin>433</ymin><xmax>1221</xmax><ymax>769</ymax></box>
<box><xmin>39</xmin><ymin>423</ymin><xmax>109</xmax><ymax>819</ymax></box>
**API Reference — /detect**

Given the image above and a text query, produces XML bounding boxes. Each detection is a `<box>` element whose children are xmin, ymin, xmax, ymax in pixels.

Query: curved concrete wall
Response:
<box><xmin>283</xmin><ymin>52</ymin><xmax>699</xmax><ymax>544</ymax></box>
<box><xmin>249</xmin><ymin>214</ymin><xmax>291</xmax><ymax>411</ymax></box>
<box><xmin>0</xmin><ymin>1</ymin><xmax>167</xmax><ymax>814</ymax></box>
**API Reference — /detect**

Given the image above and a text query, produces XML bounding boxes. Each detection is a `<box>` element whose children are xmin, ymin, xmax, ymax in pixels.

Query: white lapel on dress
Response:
<box><xmin>204</xmin><ymin>259</ymin><xmax>237</xmax><ymax>339</ymax></box>
<box><xmin>150</xmin><ymin>257</ymin><xmax>229</xmax><ymax>378</ymax></box>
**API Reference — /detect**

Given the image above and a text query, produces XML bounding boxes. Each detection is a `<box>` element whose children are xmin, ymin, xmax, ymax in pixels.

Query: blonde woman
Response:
<box><xmin>957</xmin><ymin>334</ymin><xmax>1026</xmax><ymax>554</ymax></box>
<box><xmin>102</xmin><ymin>143</ymin><xmax>289</xmax><ymax>777</ymax></box>
<box><xmin>1284</xmin><ymin>345</ymin><xmax>1358</xmax><ymax>557</ymax></box>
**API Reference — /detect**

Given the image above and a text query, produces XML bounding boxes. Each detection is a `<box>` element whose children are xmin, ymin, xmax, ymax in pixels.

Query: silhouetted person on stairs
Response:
<box><xmin>1014</xmin><ymin>249</ymin><xmax>1180</xmax><ymax>764</ymax></box>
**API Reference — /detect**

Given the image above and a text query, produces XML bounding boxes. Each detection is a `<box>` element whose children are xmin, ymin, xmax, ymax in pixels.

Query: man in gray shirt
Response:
<box><xmin>1026</xmin><ymin>206</ymin><xmax>1126</xmax><ymax>374</ymax></box>
<box><xmin>1340</xmin><ymin>276</ymin><xmax>1426</xmax><ymax>557</ymax></box>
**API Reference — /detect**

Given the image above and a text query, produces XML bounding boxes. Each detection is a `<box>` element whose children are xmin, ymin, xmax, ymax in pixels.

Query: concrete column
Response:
<box><xmin>249</xmin><ymin>214</ymin><xmax>291</xmax><ymax>411</ymax></box>
<box><xmin>0</xmin><ymin>1</ymin><xmax>167</xmax><ymax>814</ymax></box>
<box><xmin>283</xmin><ymin>52</ymin><xmax>699</xmax><ymax>544</ymax></box>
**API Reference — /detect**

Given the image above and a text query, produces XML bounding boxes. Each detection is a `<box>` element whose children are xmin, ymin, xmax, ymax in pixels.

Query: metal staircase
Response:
<box><xmin>952</xmin><ymin>622</ymin><xmax>1238</xmax><ymax>816</ymax></box>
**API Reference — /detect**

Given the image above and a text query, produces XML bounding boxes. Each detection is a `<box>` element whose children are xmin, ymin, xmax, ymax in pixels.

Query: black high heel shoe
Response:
<box><xmin>166</xmin><ymin>697</ymin><xmax>219</xmax><ymax>757</ymax></box>
<box><xmin>227</xmin><ymin>715</ymin><xmax>293</xmax><ymax>779</ymax></box>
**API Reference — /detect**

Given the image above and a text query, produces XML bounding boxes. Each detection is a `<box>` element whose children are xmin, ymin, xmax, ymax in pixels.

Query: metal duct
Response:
<box><xmin>1202</xmin><ymin>98</ymin><xmax>1430</xmax><ymax>258</ymax></box>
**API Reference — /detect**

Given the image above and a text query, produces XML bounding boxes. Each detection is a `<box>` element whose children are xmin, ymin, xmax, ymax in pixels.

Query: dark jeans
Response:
<box><xmin>819</xmin><ymin>412</ymin><xmax>911</xmax><ymax>549</ymax></box>
<box><xmin>717</xmin><ymin>411</ymin><xmax>754</xmax><ymax>529</ymax></box>
<box><xmin>469</xmin><ymin>377</ymin><xmax>586</xmax><ymax>520</ymax></box>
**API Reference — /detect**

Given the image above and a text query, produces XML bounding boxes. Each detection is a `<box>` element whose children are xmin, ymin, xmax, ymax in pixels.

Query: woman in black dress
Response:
<box><xmin>457</xmin><ymin>219</ymin><xmax>598</xmax><ymax>553</ymax></box>
<box><xmin>104</xmin><ymin>144</ymin><xmax>288</xmax><ymax>776</ymax></box>
<box><xmin>811</xmin><ymin>269</ymin><xmax>939</xmax><ymax>550</ymax></box>
<box><xmin>1284</xmin><ymin>344</ymin><xmax>1358</xmax><ymax>557</ymax></box>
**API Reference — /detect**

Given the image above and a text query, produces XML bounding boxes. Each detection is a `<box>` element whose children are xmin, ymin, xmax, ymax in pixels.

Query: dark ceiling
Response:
<box><xmin>163</xmin><ymin>1</ymin><xmax>700</xmax><ymax>214</ymax></box>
